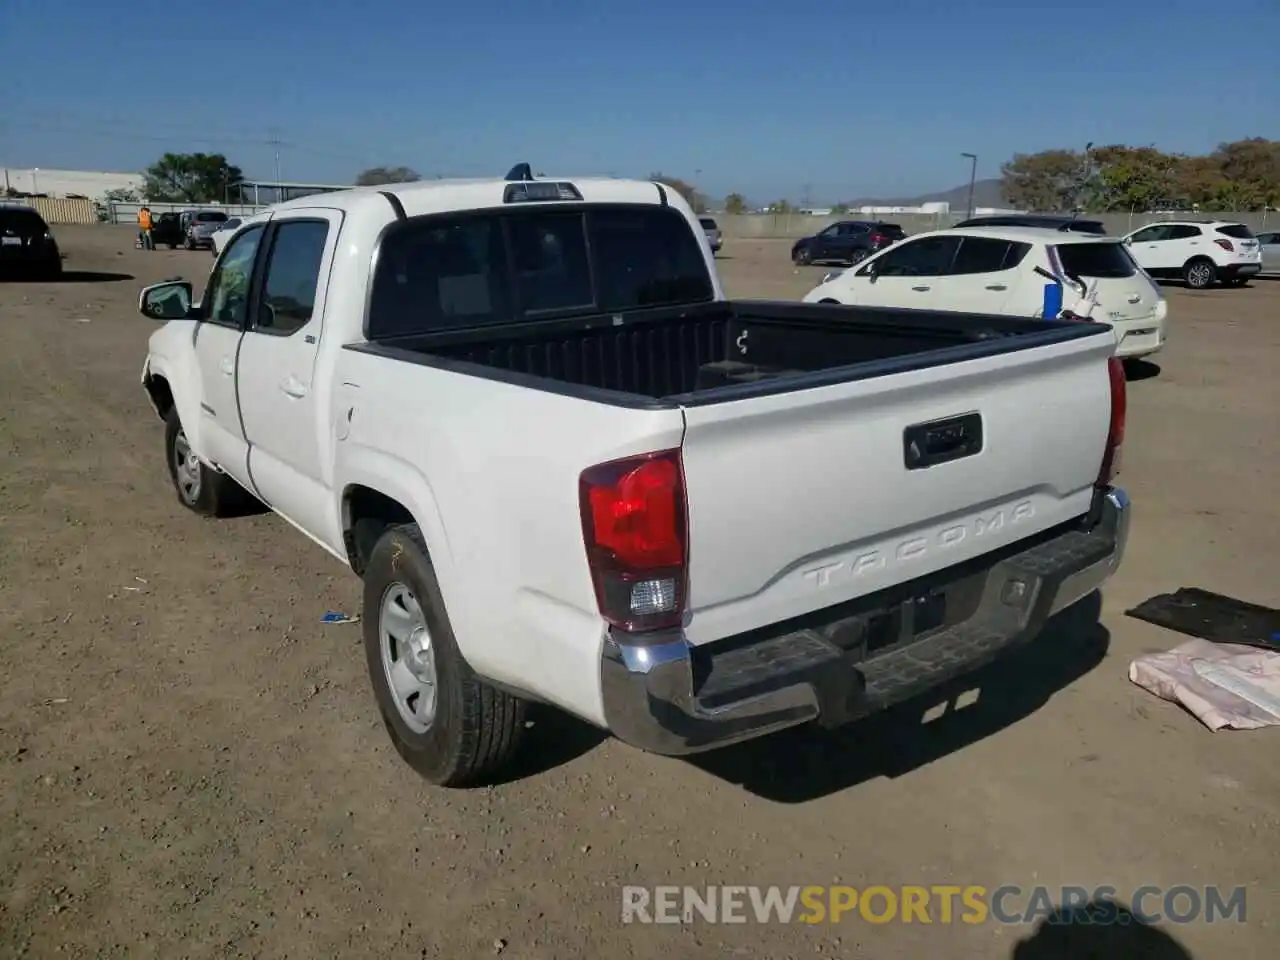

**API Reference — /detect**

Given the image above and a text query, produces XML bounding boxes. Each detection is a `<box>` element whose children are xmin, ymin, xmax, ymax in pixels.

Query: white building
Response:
<box><xmin>2</xmin><ymin>167</ymin><xmax>146</xmax><ymax>200</ymax></box>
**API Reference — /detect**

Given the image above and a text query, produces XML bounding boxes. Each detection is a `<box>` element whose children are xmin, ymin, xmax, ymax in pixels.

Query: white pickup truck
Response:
<box><xmin>137</xmin><ymin>170</ymin><xmax>1132</xmax><ymax>787</ymax></box>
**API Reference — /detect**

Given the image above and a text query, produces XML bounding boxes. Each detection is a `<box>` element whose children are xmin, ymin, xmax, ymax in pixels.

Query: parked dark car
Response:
<box><xmin>147</xmin><ymin>212</ymin><xmax>185</xmax><ymax>248</ymax></box>
<box><xmin>0</xmin><ymin>203</ymin><xmax>62</xmax><ymax>280</ymax></box>
<box><xmin>791</xmin><ymin>220</ymin><xmax>905</xmax><ymax>266</ymax></box>
<box><xmin>953</xmin><ymin>214</ymin><xmax>1108</xmax><ymax>235</ymax></box>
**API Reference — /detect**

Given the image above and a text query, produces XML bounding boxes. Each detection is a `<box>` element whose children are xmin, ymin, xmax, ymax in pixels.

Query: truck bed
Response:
<box><xmin>352</xmin><ymin>300</ymin><xmax>1109</xmax><ymax>406</ymax></box>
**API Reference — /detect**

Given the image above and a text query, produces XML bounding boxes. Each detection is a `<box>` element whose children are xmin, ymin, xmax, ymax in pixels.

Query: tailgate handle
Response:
<box><xmin>903</xmin><ymin>413</ymin><xmax>984</xmax><ymax>470</ymax></box>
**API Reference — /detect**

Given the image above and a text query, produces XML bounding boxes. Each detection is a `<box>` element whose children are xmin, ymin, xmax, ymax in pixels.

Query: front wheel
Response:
<box><xmin>163</xmin><ymin>408</ymin><xmax>246</xmax><ymax>517</ymax></box>
<box><xmin>362</xmin><ymin>523</ymin><xmax>527</xmax><ymax>787</ymax></box>
<box><xmin>1183</xmin><ymin>258</ymin><xmax>1217</xmax><ymax>289</ymax></box>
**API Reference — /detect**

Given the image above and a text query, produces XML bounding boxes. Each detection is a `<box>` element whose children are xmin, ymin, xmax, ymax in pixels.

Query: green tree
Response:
<box><xmin>649</xmin><ymin>173</ymin><xmax>707</xmax><ymax>213</ymax></box>
<box><xmin>1000</xmin><ymin>149</ymin><xmax>1087</xmax><ymax>211</ymax></box>
<box><xmin>355</xmin><ymin>166</ymin><xmax>422</xmax><ymax>186</ymax></box>
<box><xmin>144</xmin><ymin>152</ymin><xmax>243</xmax><ymax>203</ymax></box>
<box><xmin>831</xmin><ymin>203</ymin><xmax>850</xmax><ymax>214</ymax></box>
<box><xmin>724</xmin><ymin>192</ymin><xmax>748</xmax><ymax>215</ymax></box>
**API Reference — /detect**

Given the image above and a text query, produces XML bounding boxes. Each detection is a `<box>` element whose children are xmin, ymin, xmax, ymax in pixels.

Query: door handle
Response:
<box><xmin>985</xmin><ymin>284</ymin><xmax>1007</xmax><ymax>291</ymax></box>
<box><xmin>911</xmin><ymin>285</ymin><xmax>931</xmax><ymax>292</ymax></box>
<box><xmin>219</xmin><ymin>357</ymin><xmax>234</xmax><ymax>376</ymax></box>
<box><xmin>280</xmin><ymin>376</ymin><xmax>308</xmax><ymax>399</ymax></box>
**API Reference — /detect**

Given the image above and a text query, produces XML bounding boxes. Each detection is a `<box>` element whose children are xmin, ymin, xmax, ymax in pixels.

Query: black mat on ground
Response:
<box><xmin>1125</xmin><ymin>587</ymin><xmax>1280</xmax><ymax>650</ymax></box>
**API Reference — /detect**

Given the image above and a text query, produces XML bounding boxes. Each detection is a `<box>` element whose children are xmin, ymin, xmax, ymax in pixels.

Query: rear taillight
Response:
<box><xmin>580</xmin><ymin>449</ymin><xmax>687</xmax><ymax>632</ymax></box>
<box><xmin>1098</xmin><ymin>357</ymin><xmax>1126</xmax><ymax>487</ymax></box>
<box><xmin>871</xmin><ymin>233</ymin><xmax>886</xmax><ymax>245</ymax></box>
<box><xmin>1214</xmin><ymin>238</ymin><xmax>1234</xmax><ymax>252</ymax></box>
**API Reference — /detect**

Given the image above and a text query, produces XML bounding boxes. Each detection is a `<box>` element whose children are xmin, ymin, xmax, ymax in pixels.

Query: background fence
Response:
<box><xmin>716</xmin><ymin>210</ymin><xmax>1277</xmax><ymax>240</ymax></box>
<box><xmin>8</xmin><ymin>197</ymin><xmax>98</xmax><ymax>225</ymax></box>
<box><xmin>107</xmin><ymin>201</ymin><xmax>267</xmax><ymax>224</ymax></box>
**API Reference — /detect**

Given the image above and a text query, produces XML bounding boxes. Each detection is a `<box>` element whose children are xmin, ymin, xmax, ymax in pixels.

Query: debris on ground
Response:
<box><xmin>1129</xmin><ymin>638</ymin><xmax>1280</xmax><ymax>730</ymax></box>
<box><xmin>321</xmin><ymin>611</ymin><xmax>360</xmax><ymax>624</ymax></box>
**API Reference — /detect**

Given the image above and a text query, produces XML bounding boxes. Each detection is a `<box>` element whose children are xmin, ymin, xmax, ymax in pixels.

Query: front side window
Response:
<box><xmin>204</xmin><ymin>225</ymin><xmax>264</xmax><ymax>327</ymax></box>
<box><xmin>871</xmin><ymin>235</ymin><xmax>960</xmax><ymax>277</ymax></box>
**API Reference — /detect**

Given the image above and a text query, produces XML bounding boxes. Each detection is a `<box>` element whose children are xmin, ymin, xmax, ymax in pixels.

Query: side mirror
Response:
<box><xmin>857</xmin><ymin>257</ymin><xmax>880</xmax><ymax>280</ymax></box>
<box><xmin>1122</xmin><ymin>237</ymin><xmax>1133</xmax><ymax>245</ymax></box>
<box><xmin>139</xmin><ymin>280</ymin><xmax>194</xmax><ymax>321</ymax></box>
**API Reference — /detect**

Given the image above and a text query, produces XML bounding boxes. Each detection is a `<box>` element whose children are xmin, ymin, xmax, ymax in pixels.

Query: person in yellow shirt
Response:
<box><xmin>137</xmin><ymin>206</ymin><xmax>154</xmax><ymax>250</ymax></box>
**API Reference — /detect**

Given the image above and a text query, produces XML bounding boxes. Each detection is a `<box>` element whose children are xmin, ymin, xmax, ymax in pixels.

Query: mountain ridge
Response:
<box><xmin>845</xmin><ymin>177</ymin><xmax>1005</xmax><ymax>208</ymax></box>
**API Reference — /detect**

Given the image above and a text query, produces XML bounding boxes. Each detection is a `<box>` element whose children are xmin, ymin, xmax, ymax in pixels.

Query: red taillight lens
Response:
<box><xmin>1214</xmin><ymin>238</ymin><xmax>1234</xmax><ymax>252</ymax></box>
<box><xmin>1098</xmin><ymin>356</ymin><xmax>1126</xmax><ymax>486</ymax></box>
<box><xmin>580</xmin><ymin>450</ymin><xmax>687</xmax><ymax>631</ymax></box>
<box><xmin>871</xmin><ymin>233</ymin><xmax>885</xmax><ymax>245</ymax></box>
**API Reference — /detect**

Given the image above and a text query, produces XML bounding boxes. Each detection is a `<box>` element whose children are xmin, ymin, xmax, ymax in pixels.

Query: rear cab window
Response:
<box><xmin>1053</xmin><ymin>242</ymin><xmax>1137</xmax><ymax>279</ymax></box>
<box><xmin>368</xmin><ymin>205</ymin><xmax>714</xmax><ymax>339</ymax></box>
<box><xmin>196</xmin><ymin>211</ymin><xmax>229</xmax><ymax>223</ymax></box>
<box><xmin>1215</xmin><ymin>223</ymin><xmax>1255</xmax><ymax>240</ymax></box>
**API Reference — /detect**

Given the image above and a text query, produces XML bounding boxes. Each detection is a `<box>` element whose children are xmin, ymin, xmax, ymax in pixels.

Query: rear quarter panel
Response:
<box><xmin>331</xmin><ymin>348</ymin><xmax>686</xmax><ymax>725</ymax></box>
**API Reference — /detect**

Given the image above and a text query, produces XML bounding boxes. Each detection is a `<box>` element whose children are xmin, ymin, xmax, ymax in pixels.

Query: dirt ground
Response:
<box><xmin>1</xmin><ymin>227</ymin><xmax>1278</xmax><ymax>959</ymax></box>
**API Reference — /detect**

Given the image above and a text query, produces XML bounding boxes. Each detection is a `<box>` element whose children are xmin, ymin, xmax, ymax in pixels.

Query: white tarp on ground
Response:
<box><xmin>1129</xmin><ymin>639</ymin><xmax>1280</xmax><ymax>730</ymax></box>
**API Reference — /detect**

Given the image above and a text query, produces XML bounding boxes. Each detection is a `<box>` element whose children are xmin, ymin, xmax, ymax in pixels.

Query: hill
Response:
<box><xmin>846</xmin><ymin>177</ymin><xmax>1005</xmax><ymax>209</ymax></box>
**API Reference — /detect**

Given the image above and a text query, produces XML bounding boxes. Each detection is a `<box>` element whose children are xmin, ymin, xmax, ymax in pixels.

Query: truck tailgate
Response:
<box><xmin>678</xmin><ymin>332</ymin><xmax>1115</xmax><ymax>645</ymax></box>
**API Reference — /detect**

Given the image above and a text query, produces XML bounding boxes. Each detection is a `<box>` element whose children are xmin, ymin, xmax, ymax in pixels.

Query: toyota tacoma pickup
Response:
<box><xmin>137</xmin><ymin>168</ymin><xmax>1131</xmax><ymax>787</ymax></box>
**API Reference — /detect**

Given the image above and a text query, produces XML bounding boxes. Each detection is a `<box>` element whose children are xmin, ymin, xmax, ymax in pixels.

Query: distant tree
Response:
<box><xmin>723</xmin><ymin>192</ymin><xmax>748</xmax><ymax>215</ymax></box>
<box><xmin>649</xmin><ymin>172</ymin><xmax>707</xmax><ymax>213</ymax></box>
<box><xmin>831</xmin><ymin>202</ymin><xmax>850</xmax><ymax>214</ymax></box>
<box><xmin>356</xmin><ymin>166</ymin><xmax>422</xmax><ymax>186</ymax></box>
<box><xmin>766</xmin><ymin>199</ymin><xmax>793</xmax><ymax>214</ymax></box>
<box><xmin>1001</xmin><ymin>138</ymin><xmax>1280</xmax><ymax>212</ymax></box>
<box><xmin>144</xmin><ymin>152</ymin><xmax>243</xmax><ymax>203</ymax></box>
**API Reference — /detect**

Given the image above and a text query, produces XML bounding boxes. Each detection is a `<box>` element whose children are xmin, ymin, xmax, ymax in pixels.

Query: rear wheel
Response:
<box><xmin>362</xmin><ymin>523</ymin><xmax>527</xmax><ymax>787</ymax></box>
<box><xmin>1183</xmin><ymin>257</ymin><xmax>1217</xmax><ymax>289</ymax></box>
<box><xmin>793</xmin><ymin>246</ymin><xmax>813</xmax><ymax>266</ymax></box>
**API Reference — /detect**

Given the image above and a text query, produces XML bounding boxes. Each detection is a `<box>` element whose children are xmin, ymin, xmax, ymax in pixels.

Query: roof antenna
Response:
<box><xmin>505</xmin><ymin>162</ymin><xmax>534</xmax><ymax>182</ymax></box>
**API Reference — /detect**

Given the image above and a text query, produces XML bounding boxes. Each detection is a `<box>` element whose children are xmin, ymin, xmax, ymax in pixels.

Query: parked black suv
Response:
<box><xmin>0</xmin><ymin>204</ymin><xmax>62</xmax><ymax>279</ymax></box>
<box><xmin>150</xmin><ymin>212</ymin><xmax>186</xmax><ymax>249</ymax></box>
<box><xmin>953</xmin><ymin>214</ymin><xmax>1107</xmax><ymax>235</ymax></box>
<box><xmin>791</xmin><ymin>220</ymin><xmax>905</xmax><ymax>266</ymax></box>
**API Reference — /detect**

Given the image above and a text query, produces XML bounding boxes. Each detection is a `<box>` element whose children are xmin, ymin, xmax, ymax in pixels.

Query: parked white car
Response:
<box><xmin>1120</xmin><ymin>219</ymin><xmax>1262</xmax><ymax>289</ymax></box>
<box><xmin>135</xmin><ymin>175</ymin><xmax>1130</xmax><ymax>787</ymax></box>
<box><xmin>209</xmin><ymin>214</ymin><xmax>270</xmax><ymax>257</ymax></box>
<box><xmin>803</xmin><ymin>226</ymin><xmax>1167</xmax><ymax>359</ymax></box>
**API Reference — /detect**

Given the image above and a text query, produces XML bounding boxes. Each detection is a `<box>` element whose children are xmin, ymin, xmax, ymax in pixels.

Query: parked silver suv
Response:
<box><xmin>699</xmin><ymin>216</ymin><xmax>722</xmax><ymax>254</ymax></box>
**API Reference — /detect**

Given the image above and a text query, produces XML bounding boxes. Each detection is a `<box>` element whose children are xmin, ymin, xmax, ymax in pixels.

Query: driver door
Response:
<box><xmin>192</xmin><ymin>223</ymin><xmax>267</xmax><ymax>487</ymax></box>
<box><xmin>840</xmin><ymin>234</ymin><xmax>962</xmax><ymax>308</ymax></box>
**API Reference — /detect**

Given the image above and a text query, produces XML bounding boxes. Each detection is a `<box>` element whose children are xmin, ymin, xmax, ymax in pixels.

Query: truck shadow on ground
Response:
<box><xmin>1008</xmin><ymin>902</ymin><xmax>1195</xmax><ymax>959</ymax></box>
<box><xmin>1123</xmin><ymin>359</ymin><xmax>1161</xmax><ymax>382</ymax></box>
<box><xmin>489</xmin><ymin>703</ymin><xmax>609</xmax><ymax>784</ymax></box>
<box><xmin>690</xmin><ymin>591</ymin><xmax>1110</xmax><ymax>803</ymax></box>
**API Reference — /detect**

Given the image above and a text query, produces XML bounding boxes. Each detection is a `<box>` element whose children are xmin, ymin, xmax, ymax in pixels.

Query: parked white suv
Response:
<box><xmin>1121</xmin><ymin>220</ymin><xmax>1262</xmax><ymax>289</ymax></box>
<box><xmin>803</xmin><ymin>226</ymin><xmax>1168</xmax><ymax>359</ymax></box>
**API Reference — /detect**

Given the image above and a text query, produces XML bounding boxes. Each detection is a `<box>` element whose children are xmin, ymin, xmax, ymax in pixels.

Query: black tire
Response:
<box><xmin>362</xmin><ymin>523</ymin><xmax>527</xmax><ymax>787</ymax></box>
<box><xmin>1183</xmin><ymin>257</ymin><xmax>1216</xmax><ymax>289</ymax></box>
<box><xmin>168</xmin><ymin>243</ymin><xmax>178</xmax><ymax>250</ymax></box>
<box><xmin>847</xmin><ymin>249</ymin><xmax>868</xmax><ymax>266</ymax></box>
<box><xmin>163</xmin><ymin>407</ymin><xmax>245</xmax><ymax>517</ymax></box>
<box><xmin>793</xmin><ymin>246</ymin><xmax>813</xmax><ymax>266</ymax></box>
<box><xmin>1226</xmin><ymin>277</ymin><xmax>1249</xmax><ymax>287</ymax></box>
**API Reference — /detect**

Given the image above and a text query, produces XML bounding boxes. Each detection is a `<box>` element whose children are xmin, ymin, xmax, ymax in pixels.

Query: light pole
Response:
<box><xmin>960</xmin><ymin>153</ymin><xmax>977</xmax><ymax>219</ymax></box>
<box><xmin>32</xmin><ymin>167</ymin><xmax>40</xmax><ymax>194</ymax></box>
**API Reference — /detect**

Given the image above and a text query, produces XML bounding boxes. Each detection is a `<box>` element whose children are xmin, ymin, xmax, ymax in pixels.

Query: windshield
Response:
<box><xmin>0</xmin><ymin>209</ymin><xmax>47</xmax><ymax>236</ymax></box>
<box><xmin>368</xmin><ymin>204</ymin><xmax>714</xmax><ymax>339</ymax></box>
<box><xmin>1054</xmin><ymin>242</ymin><xmax>1136</xmax><ymax>279</ymax></box>
<box><xmin>876</xmin><ymin>223</ymin><xmax>905</xmax><ymax>235</ymax></box>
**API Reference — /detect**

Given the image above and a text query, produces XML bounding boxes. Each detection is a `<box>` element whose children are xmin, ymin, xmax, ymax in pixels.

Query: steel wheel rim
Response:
<box><xmin>1189</xmin><ymin>263</ymin><xmax>1212</xmax><ymax>287</ymax></box>
<box><xmin>379</xmin><ymin>583</ymin><xmax>438</xmax><ymax>733</ymax></box>
<box><xmin>172</xmin><ymin>429</ymin><xmax>202</xmax><ymax>504</ymax></box>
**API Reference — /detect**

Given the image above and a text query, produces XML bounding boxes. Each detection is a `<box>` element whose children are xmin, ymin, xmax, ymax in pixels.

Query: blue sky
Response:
<box><xmin>2</xmin><ymin>0</ymin><xmax>1276</xmax><ymax>203</ymax></box>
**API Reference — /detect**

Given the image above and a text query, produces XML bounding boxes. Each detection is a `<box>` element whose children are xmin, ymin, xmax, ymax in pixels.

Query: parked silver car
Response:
<box><xmin>180</xmin><ymin>210</ymin><xmax>231</xmax><ymax>250</ymax></box>
<box><xmin>699</xmin><ymin>216</ymin><xmax>722</xmax><ymax>254</ymax></box>
<box><xmin>1256</xmin><ymin>230</ymin><xmax>1280</xmax><ymax>273</ymax></box>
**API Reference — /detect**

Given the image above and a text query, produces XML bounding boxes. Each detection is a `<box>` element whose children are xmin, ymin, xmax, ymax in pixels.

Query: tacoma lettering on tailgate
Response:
<box><xmin>801</xmin><ymin>501</ymin><xmax>1035</xmax><ymax>589</ymax></box>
